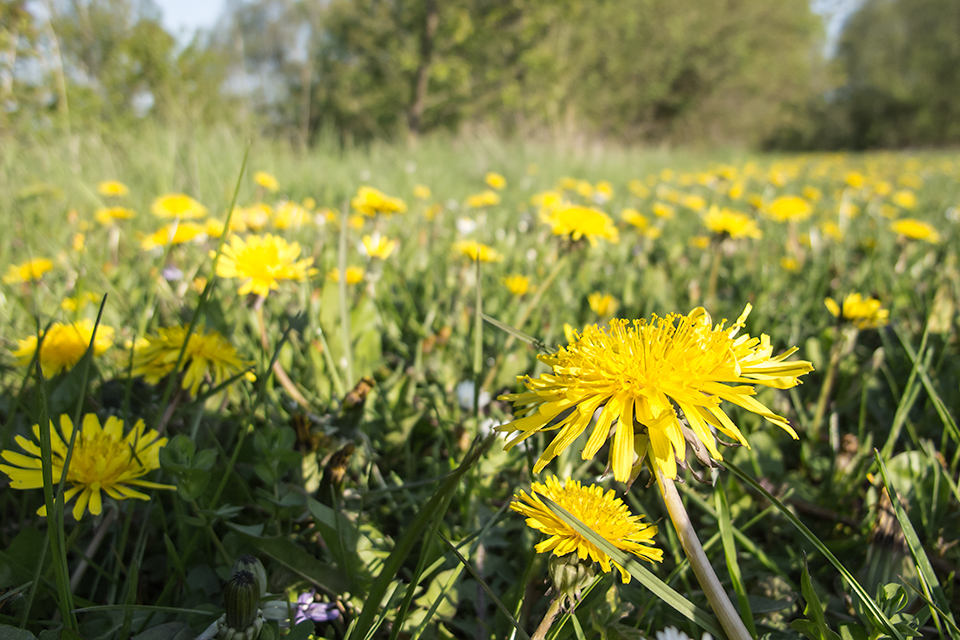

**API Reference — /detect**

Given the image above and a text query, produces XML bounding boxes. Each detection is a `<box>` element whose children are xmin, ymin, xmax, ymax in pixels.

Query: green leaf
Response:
<box><xmin>715</xmin><ymin>482</ymin><xmax>756</xmax><ymax>637</ymax></box>
<box><xmin>536</xmin><ymin>495</ymin><xmax>725</xmax><ymax>639</ymax></box>
<box><xmin>351</xmin><ymin>434</ymin><xmax>496</xmax><ymax>640</ymax></box>
<box><xmin>0</xmin><ymin>624</ymin><xmax>38</xmax><ymax>640</ymax></box>
<box><xmin>790</xmin><ymin>561</ymin><xmax>841</xmax><ymax>640</ymax></box>
<box><xmin>724</xmin><ymin>460</ymin><xmax>905</xmax><ymax>640</ymax></box>
<box><xmin>244</xmin><ymin>535</ymin><xmax>349</xmax><ymax>595</ymax></box>
<box><xmin>874</xmin><ymin>450</ymin><xmax>960</xmax><ymax>640</ymax></box>
<box><xmin>285</xmin><ymin>621</ymin><xmax>316</xmax><ymax>640</ymax></box>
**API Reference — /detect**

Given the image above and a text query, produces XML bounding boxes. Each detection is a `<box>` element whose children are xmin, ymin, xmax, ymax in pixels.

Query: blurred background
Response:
<box><xmin>1</xmin><ymin>0</ymin><xmax>957</xmax><ymax>150</ymax></box>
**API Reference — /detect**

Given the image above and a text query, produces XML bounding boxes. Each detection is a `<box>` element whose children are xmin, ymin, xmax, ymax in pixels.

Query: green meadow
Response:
<box><xmin>0</xmin><ymin>125</ymin><xmax>958</xmax><ymax>640</ymax></box>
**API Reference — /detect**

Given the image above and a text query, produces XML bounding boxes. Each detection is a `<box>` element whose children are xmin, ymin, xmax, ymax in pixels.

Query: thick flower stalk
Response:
<box><xmin>498</xmin><ymin>305</ymin><xmax>813</xmax><ymax>481</ymax></box>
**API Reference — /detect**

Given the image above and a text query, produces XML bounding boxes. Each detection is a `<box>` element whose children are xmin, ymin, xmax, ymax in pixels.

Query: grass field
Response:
<box><xmin>0</xmin><ymin>126</ymin><xmax>958</xmax><ymax>640</ymax></box>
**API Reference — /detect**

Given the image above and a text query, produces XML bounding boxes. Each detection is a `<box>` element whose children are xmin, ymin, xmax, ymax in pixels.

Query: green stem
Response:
<box><xmin>811</xmin><ymin>328</ymin><xmax>857</xmax><ymax>442</ymax></box>
<box><xmin>338</xmin><ymin>206</ymin><xmax>355</xmax><ymax>386</ymax></box>
<box><xmin>705</xmin><ymin>243</ymin><xmax>723</xmax><ymax>310</ymax></box>
<box><xmin>658</xmin><ymin>470</ymin><xmax>753</xmax><ymax>640</ymax></box>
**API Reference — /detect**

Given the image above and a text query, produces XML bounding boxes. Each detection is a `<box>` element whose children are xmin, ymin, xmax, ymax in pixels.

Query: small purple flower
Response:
<box><xmin>293</xmin><ymin>590</ymin><xmax>340</xmax><ymax>625</ymax></box>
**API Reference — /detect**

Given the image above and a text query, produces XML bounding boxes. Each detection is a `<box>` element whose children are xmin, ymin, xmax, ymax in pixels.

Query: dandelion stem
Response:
<box><xmin>657</xmin><ymin>470</ymin><xmax>753</xmax><ymax>640</ymax></box>
<box><xmin>705</xmin><ymin>243</ymin><xmax>723</xmax><ymax>310</ymax></box>
<box><xmin>811</xmin><ymin>327</ymin><xmax>857</xmax><ymax>441</ymax></box>
<box><xmin>254</xmin><ymin>301</ymin><xmax>310</xmax><ymax>408</ymax></box>
<box><xmin>531</xmin><ymin>597</ymin><xmax>562</xmax><ymax>640</ymax></box>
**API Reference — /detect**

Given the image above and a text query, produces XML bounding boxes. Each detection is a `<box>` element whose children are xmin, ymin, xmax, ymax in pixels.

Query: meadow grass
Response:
<box><xmin>0</xmin><ymin>125</ymin><xmax>958</xmax><ymax>640</ymax></box>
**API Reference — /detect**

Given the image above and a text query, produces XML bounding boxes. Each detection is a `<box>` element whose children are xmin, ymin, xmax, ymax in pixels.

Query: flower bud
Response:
<box><xmin>231</xmin><ymin>555</ymin><xmax>268</xmax><ymax>596</ymax></box>
<box><xmin>224</xmin><ymin>570</ymin><xmax>261</xmax><ymax>632</ymax></box>
<box><xmin>548</xmin><ymin>553</ymin><xmax>595</xmax><ymax>608</ymax></box>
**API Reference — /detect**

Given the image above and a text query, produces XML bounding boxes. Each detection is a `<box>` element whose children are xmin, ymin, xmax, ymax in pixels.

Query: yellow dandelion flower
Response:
<box><xmin>485</xmin><ymin>172</ymin><xmax>507</xmax><ymax>190</ymax></box>
<box><xmin>465</xmin><ymin>190</ymin><xmax>501</xmax><ymax>209</ymax></box>
<box><xmin>95</xmin><ymin>206</ymin><xmax>136</xmax><ymax>226</ymax></box>
<box><xmin>780</xmin><ymin>257</ymin><xmax>802</xmax><ymax>273</ymax></box>
<box><xmin>273</xmin><ymin>201</ymin><xmax>311</xmax><ymax>230</ymax></box>
<box><xmin>703</xmin><ymin>206</ymin><xmax>762</xmax><ymax>239</ymax></box>
<box><xmin>820</xmin><ymin>221</ymin><xmax>843</xmax><ymax>241</ymax></box>
<box><xmin>588</xmin><ymin>292</ymin><xmax>618</xmax><ymax>317</ymax></box>
<box><xmin>97</xmin><ymin>180</ymin><xmax>129</xmax><ymax>197</ymax></box>
<box><xmin>454</xmin><ymin>240</ymin><xmax>503</xmax><ymax>263</ymax></box>
<box><xmin>151</xmin><ymin>193</ymin><xmax>208</xmax><ymax>220</ymax></box>
<box><xmin>254</xmin><ymin>171</ymin><xmax>280</xmax><ymax>193</ymax></box>
<box><xmin>728</xmin><ymin>182</ymin><xmax>744</xmax><ymax>200</ymax></box>
<box><xmin>351</xmin><ymin>186</ymin><xmax>407</xmax><ymax>216</ymax></box>
<box><xmin>595</xmin><ymin>181</ymin><xmax>614</xmax><ymax>202</ymax></box>
<box><xmin>652</xmin><ymin>202</ymin><xmax>675</xmax><ymax>219</ymax></box>
<box><xmin>502</xmin><ymin>274</ymin><xmax>531</xmax><ymax>296</ymax></box>
<box><xmin>497</xmin><ymin>305</ymin><xmax>813</xmax><ymax>481</ymax></box>
<box><xmin>681</xmin><ymin>194</ymin><xmax>706</xmax><ymax>211</ymax></box>
<box><xmin>541</xmin><ymin>204</ymin><xmax>618</xmax><ymax>246</ymax></box>
<box><xmin>628</xmin><ymin>179</ymin><xmax>649</xmax><ymax>198</ymax></box>
<box><xmin>216</xmin><ymin>234</ymin><xmax>317</xmax><ymax>297</ymax></box>
<box><xmin>845</xmin><ymin>171</ymin><xmax>866</xmax><ymax>188</ymax></box>
<box><xmin>689</xmin><ymin>235</ymin><xmax>711</xmax><ymax>249</ymax></box>
<box><xmin>61</xmin><ymin>292</ymin><xmax>101</xmax><ymax>313</ymax></box>
<box><xmin>891</xmin><ymin>190</ymin><xmax>917</xmax><ymax>210</ymax></box>
<box><xmin>512</xmin><ymin>476</ymin><xmax>662</xmax><ymax>583</ymax></box>
<box><xmin>13</xmin><ymin>320</ymin><xmax>114</xmax><ymax>377</ymax></box>
<box><xmin>413</xmin><ymin>184</ymin><xmax>432</xmax><ymax>200</ymax></box>
<box><xmin>140</xmin><ymin>222</ymin><xmax>207</xmax><ymax>250</ymax></box>
<box><xmin>3</xmin><ymin>258</ymin><xmax>54</xmax><ymax>284</ymax></box>
<box><xmin>327</xmin><ymin>266</ymin><xmax>365</xmax><ymax>284</ymax></box>
<box><xmin>621</xmin><ymin>209</ymin><xmax>649</xmax><ymax>231</ymax></box>
<box><xmin>425</xmin><ymin>203</ymin><xmax>443</xmax><ymax>220</ymax></box>
<box><xmin>825</xmin><ymin>294</ymin><xmax>889</xmax><ymax>330</ymax></box>
<box><xmin>764</xmin><ymin>195</ymin><xmax>812</xmax><ymax>222</ymax></box>
<box><xmin>361</xmin><ymin>233</ymin><xmax>398</xmax><ymax>260</ymax></box>
<box><xmin>575</xmin><ymin>180</ymin><xmax>594</xmax><ymax>199</ymax></box>
<box><xmin>890</xmin><ymin>218</ymin><xmax>940</xmax><ymax>243</ymax></box>
<box><xmin>133</xmin><ymin>326</ymin><xmax>252</xmax><ymax>395</ymax></box>
<box><xmin>802</xmin><ymin>186</ymin><xmax>822</xmax><ymax>202</ymax></box>
<box><xmin>0</xmin><ymin>414</ymin><xmax>173</xmax><ymax>520</ymax></box>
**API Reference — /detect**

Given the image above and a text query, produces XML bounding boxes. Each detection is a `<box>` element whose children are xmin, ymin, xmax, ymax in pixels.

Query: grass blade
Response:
<box><xmin>715</xmin><ymin>483</ymin><xmax>756</xmax><ymax>637</ymax></box>
<box><xmin>351</xmin><ymin>434</ymin><xmax>496</xmax><ymax>639</ymax></box>
<box><xmin>873</xmin><ymin>449</ymin><xmax>960</xmax><ymax>640</ymax></box>
<box><xmin>536</xmin><ymin>494</ymin><xmax>725</xmax><ymax>639</ymax></box>
<box><xmin>724</xmin><ymin>460</ymin><xmax>904</xmax><ymax>640</ymax></box>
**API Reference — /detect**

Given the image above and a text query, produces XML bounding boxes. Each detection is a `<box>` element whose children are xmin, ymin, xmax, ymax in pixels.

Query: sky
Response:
<box><xmin>155</xmin><ymin>0</ymin><xmax>226</xmax><ymax>36</ymax></box>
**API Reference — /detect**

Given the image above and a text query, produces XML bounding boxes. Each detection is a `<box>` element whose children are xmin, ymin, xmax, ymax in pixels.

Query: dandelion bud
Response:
<box><xmin>231</xmin><ymin>555</ymin><xmax>267</xmax><ymax>596</ymax></box>
<box><xmin>548</xmin><ymin>553</ymin><xmax>595</xmax><ymax>608</ymax></box>
<box><xmin>222</xmin><ymin>571</ymin><xmax>262</xmax><ymax>637</ymax></box>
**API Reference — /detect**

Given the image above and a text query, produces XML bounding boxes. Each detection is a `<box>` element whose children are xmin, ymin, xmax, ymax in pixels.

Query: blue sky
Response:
<box><xmin>155</xmin><ymin>0</ymin><xmax>225</xmax><ymax>36</ymax></box>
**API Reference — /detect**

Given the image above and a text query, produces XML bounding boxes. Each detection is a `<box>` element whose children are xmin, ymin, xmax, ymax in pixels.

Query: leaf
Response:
<box><xmin>285</xmin><ymin>621</ymin><xmax>316</xmax><ymax>640</ymax></box>
<box><xmin>874</xmin><ymin>450</ymin><xmax>960</xmax><ymax>640</ymax></box>
<box><xmin>0</xmin><ymin>624</ymin><xmax>38</xmax><ymax>640</ymax></box>
<box><xmin>724</xmin><ymin>460</ymin><xmax>905</xmax><ymax>640</ymax></box>
<box><xmin>789</xmin><ymin>561</ymin><xmax>841</xmax><ymax>640</ymax></box>
<box><xmin>245</xmin><ymin>535</ymin><xmax>349</xmax><ymax>595</ymax></box>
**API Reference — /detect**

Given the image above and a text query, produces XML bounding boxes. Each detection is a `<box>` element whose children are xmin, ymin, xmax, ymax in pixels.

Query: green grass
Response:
<box><xmin>0</xmin><ymin>124</ymin><xmax>958</xmax><ymax>640</ymax></box>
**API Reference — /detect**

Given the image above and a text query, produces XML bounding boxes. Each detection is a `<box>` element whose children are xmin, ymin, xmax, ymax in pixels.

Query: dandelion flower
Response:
<box><xmin>3</xmin><ymin>258</ymin><xmax>54</xmax><ymax>284</ymax></box>
<box><xmin>503</xmin><ymin>274</ymin><xmax>531</xmax><ymax>296</ymax></box>
<box><xmin>703</xmin><ymin>207</ymin><xmax>762</xmax><ymax>239</ymax></box>
<box><xmin>465</xmin><ymin>190</ymin><xmax>501</xmax><ymax>209</ymax></box>
<box><xmin>454</xmin><ymin>240</ymin><xmax>502</xmax><ymax>263</ymax></box>
<box><xmin>140</xmin><ymin>222</ymin><xmax>207</xmax><ymax>250</ymax></box>
<box><xmin>361</xmin><ymin>233</ymin><xmax>398</xmax><ymax>260</ymax></box>
<box><xmin>133</xmin><ymin>326</ymin><xmax>251</xmax><ymax>395</ymax></box>
<box><xmin>413</xmin><ymin>184</ymin><xmax>432</xmax><ymax>200</ymax></box>
<box><xmin>485</xmin><ymin>172</ymin><xmax>507</xmax><ymax>190</ymax></box>
<box><xmin>541</xmin><ymin>205</ymin><xmax>618</xmax><ymax>246</ymax></box>
<box><xmin>621</xmin><ymin>209</ymin><xmax>650</xmax><ymax>231</ymax></box>
<box><xmin>327</xmin><ymin>266</ymin><xmax>365</xmax><ymax>284</ymax></box>
<box><xmin>764</xmin><ymin>196</ymin><xmax>812</xmax><ymax>222</ymax></box>
<box><xmin>891</xmin><ymin>190</ymin><xmax>917</xmax><ymax>209</ymax></box>
<box><xmin>13</xmin><ymin>320</ymin><xmax>114</xmax><ymax>377</ymax></box>
<box><xmin>497</xmin><ymin>305</ymin><xmax>813</xmax><ymax>481</ymax></box>
<box><xmin>272</xmin><ymin>201</ymin><xmax>310</xmax><ymax>230</ymax></box>
<box><xmin>351</xmin><ymin>186</ymin><xmax>407</xmax><ymax>216</ymax></box>
<box><xmin>825</xmin><ymin>294</ymin><xmax>889</xmax><ymax>330</ymax></box>
<box><xmin>97</xmin><ymin>180</ymin><xmax>129</xmax><ymax>197</ymax></box>
<box><xmin>512</xmin><ymin>476</ymin><xmax>662</xmax><ymax>583</ymax></box>
<box><xmin>95</xmin><ymin>206</ymin><xmax>136</xmax><ymax>226</ymax></box>
<box><xmin>216</xmin><ymin>234</ymin><xmax>317</xmax><ymax>297</ymax></box>
<box><xmin>0</xmin><ymin>414</ymin><xmax>173</xmax><ymax>520</ymax></box>
<box><xmin>254</xmin><ymin>171</ymin><xmax>280</xmax><ymax>193</ymax></box>
<box><xmin>151</xmin><ymin>193</ymin><xmax>208</xmax><ymax>220</ymax></box>
<box><xmin>588</xmin><ymin>292</ymin><xmax>618</xmax><ymax>317</ymax></box>
<box><xmin>890</xmin><ymin>218</ymin><xmax>940</xmax><ymax>243</ymax></box>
